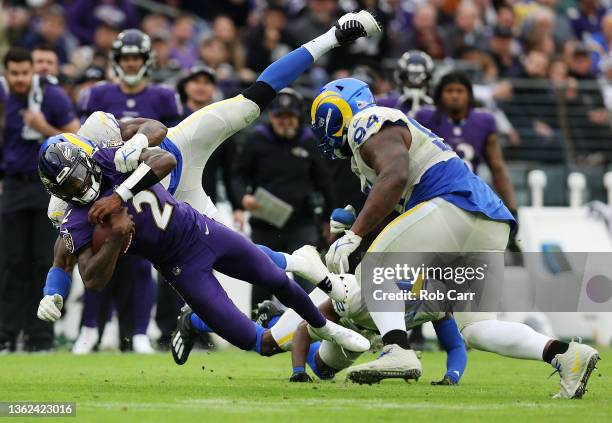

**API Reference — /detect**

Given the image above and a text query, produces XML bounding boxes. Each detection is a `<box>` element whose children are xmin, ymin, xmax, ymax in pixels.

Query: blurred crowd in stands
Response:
<box><xmin>1</xmin><ymin>0</ymin><xmax>612</xmax><ymax>353</ymax></box>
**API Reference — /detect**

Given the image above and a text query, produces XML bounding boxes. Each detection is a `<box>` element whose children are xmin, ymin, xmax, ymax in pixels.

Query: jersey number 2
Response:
<box><xmin>132</xmin><ymin>191</ymin><xmax>174</xmax><ymax>230</ymax></box>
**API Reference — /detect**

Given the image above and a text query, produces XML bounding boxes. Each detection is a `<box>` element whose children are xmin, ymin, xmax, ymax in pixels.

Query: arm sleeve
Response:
<box><xmin>433</xmin><ymin>318</ymin><xmax>467</xmax><ymax>384</ymax></box>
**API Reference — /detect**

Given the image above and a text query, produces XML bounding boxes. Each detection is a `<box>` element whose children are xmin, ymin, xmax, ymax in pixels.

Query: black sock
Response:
<box><xmin>543</xmin><ymin>340</ymin><xmax>569</xmax><ymax>363</ymax></box>
<box><xmin>382</xmin><ymin>330</ymin><xmax>409</xmax><ymax>349</ymax></box>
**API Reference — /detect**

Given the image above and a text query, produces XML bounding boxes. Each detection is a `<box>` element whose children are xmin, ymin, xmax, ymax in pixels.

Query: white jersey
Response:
<box><xmin>347</xmin><ymin>106</ymin><xmax>456</xmax><ymax>214</ymax></box>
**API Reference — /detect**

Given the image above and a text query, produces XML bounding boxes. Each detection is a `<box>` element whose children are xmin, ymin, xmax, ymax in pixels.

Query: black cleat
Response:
<box><xmin>431</xmin><ymin>375</ymin><xmax>458</xmax><ymax>386</ymax></box>
<box><xmin>171</xmin><ymin>305</ymin><xmax>197</xmax><ymax>365</ymax></box>
<box><xmin>289</xmin><ymin>372</ymin><xmax>313</xmax><ymax>383</ymax></box>
<box><xmin>254</xmin><ymin>300</ymin><xmax>283</xmax><ymax>329</ymax></box>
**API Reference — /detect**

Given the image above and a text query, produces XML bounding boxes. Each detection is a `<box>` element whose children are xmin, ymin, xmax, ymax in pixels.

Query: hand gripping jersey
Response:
<box><xmin>347</xmin><ymin>105</ymin><xmax>515</xmax><ymax>227</ymax></box>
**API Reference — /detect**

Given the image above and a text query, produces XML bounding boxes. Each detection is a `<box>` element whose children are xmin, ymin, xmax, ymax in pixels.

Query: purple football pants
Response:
<box><xmin>158</xmin><ymin>217</ymin><xmax>325</xmax><ymax>350</ymax></box>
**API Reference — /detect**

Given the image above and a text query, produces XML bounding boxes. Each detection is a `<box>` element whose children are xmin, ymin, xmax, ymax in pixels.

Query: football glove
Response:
<box><xmin>330</xmin><ymin>205</ymin><xmax>356</xmax><ymax>234</ymax></box>
<box><xmin>114</xmin><ymin>133</ymin><xmax>148</xmax><ymax>173</ymax></box>
<box><xmin>325</xmin><ymin>230</ymin><xmax>361</xmax><ymax>274</ymax></box>
<box><xmin>37</xmin><ymin>294</ymin><xmax>63</xmax><ymax>322</ymax></box>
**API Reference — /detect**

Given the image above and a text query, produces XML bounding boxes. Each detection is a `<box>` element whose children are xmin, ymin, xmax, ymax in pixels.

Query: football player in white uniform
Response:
<box><xmin>36</xmin><ymin>10</ymin><xmax>382</xmax><ymax>326</ymax></box>
<box><xmin>307</xmin><ymin>78</ymin><xmax>599</xmax><ymax>398</ymax></box>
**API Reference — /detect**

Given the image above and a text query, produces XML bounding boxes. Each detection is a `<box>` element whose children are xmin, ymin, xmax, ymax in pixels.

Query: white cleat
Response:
<box><xmin>337</xmin><ymin>10</ymin><xmax>382</xmax><ymax>38</ymax></box>
<box><xmin>72</xmin><ymin>326</ymin><xmax>99</xmax><ymax>355</ymax></box>
<box><xmin>290</xmin><ymin>245</ymin><xmax>352</xmax><ymax>302</ymax></box>
<box><xmin>309</xmin><ymin>320</ymin><xmax>370</xmax><ymax>352</ymax></box>
<box><xmin>551</xmin><ymin>339</ymin><xmax>600</xmax><ymax>399</ymax></box>
<box><xmin>132</xmin><ymin>334</ymin><xmax>155</xmax><ymax>354</ymax></box>
<box><xmin>346</xmin><ymin>344</ymin><xmax>422</xmax><ymax>384</ymax></box>
<box><xmin>99</xmin><ymin>315</ymin><xmax>120</xmax><ymax>351</ymax></box>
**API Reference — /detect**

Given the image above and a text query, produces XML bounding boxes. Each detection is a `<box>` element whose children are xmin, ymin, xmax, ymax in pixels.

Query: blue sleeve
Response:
<box><xmin>256</xmin><ymin>244</ymin><xmax>287</xmax><ymax>270</ymax></box>
<box><xmin>43</xmin><ymin>267</ymin><xmax>72</xmax><ymax>298</ymax></box>
<box><xmin>433</xmin><ymin>318</ymin><xmax>467</xmax><ymax>384</ymax></box>
<box><xmin>256</xmin><ymin>46</ymin><xmax>314</xmax><ymax>93</ymax></box>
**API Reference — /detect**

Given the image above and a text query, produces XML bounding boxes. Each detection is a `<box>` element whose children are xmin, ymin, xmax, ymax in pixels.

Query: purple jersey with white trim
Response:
<box><xmin>60</xmin><ymin>146</ymin><xmax>207</xmax><ymax>266</ymax></box>
<box><xmin>78</xmin><ymin>82</ymin><xmax>182</xmax><ymax>126</ymax></box>
<box><xmin>414</xmin><ymin>106</ymin><xmax>496</xmax><ymax>173</ymax></box>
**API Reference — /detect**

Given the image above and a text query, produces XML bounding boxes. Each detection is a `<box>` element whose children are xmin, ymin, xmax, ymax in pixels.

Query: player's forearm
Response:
<box><xmin>291</xmin><ymin>322</ymin><xmax>312</xmax><ymax>369</ymax></box>
<box><xmin>115</xmin><ymin>150</ymin><xmax>176</xmax><ymax>201</ymax></box>
<box><xmin>351</xmin><ymin>173</ymin><xmax>407</xmax><ymax>238</ymax></box>
<box><xmin>121</xmin><ymin>118</ymin><xmax>168</xmax><ymax>147</ymax></box>
<box><xmin>79</xmin><ymin>237</ymin><xmax>124</xmax><ymax>291</ymax></box>
<box><xmin>492</xmin><ymin>168</ymin><xmax>517</xmax><ymax>211</ymax></box>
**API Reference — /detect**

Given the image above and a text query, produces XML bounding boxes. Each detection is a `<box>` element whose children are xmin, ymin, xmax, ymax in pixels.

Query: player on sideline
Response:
<box><xmin>36</xmin><ymin>10</ymin><xmax>382</xmax><ymax>325</ymax></box>
<box><xmin>308</xmin><ymin>77</ymin><xmax>599</xmax><ymax>398</ymax></box>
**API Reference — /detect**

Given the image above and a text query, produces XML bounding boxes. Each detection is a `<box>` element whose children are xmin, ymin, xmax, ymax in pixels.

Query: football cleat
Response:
<box><xmin>132</xmin><ymin>334</ymin><xmax>155</xmax><ymax>354</ymax></box>
<box><xmin>346</xmin><ymin>344</ymin><xmax>422</xmax><ymax>384</ymax></box>
<box><xmin>335</xmin><ymin>11</ymin><xmax>382</xmax><ymax>46</ymax></box>
<box><xmin>308</xmin><ymin>320</ymin><xmax>370</xmax><ymax>352</ymax></box>
<box><xmin>72</xmin><ymin>326</ymin><xmax>99</xmax><ymax>355</ymax></box>
<box><xmin>289</xmin><ymin>372</ymin><xmax>313</xmax><ymax>383</ymax></box>
<box><xmin>431</xmin><ymin>375</ymin><xmax>458</xmax><ymax>386</ymax></box>
<box><xmin>551</xmin><ymin>339</ymin><xmax>600</xmax><ymax>399</ymax></box>
<box><xmin>171</xmin><ymin>305</ymin><xmax>197</xmax><ymax>365</ymax></box>
<box><xmin>291</xmin><ymin>245</ymin><xmax>352</xmax><ymax>302</ymax></box>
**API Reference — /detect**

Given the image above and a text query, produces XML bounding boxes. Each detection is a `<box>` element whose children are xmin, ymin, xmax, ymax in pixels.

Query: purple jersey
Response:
<box><xmin>414</xmin><ymin>106</ymin><xmax>496</xmax><ymax>173</ymax></box>
<box><xmin>3</xmin><ymin>84</ymin><xmax>76</xmax><ymax>175</ymax></box>
<box><xmin>60</xmin><ymin>146</ymin><xmax>207</xmax><ymax>267</ymax></box>
<box><xmin>78</xmin><ymin>82</ymin><xmax>182</xmax><ymax>126</ymax></box>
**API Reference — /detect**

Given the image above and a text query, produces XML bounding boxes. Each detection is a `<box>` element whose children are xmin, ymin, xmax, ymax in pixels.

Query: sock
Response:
<box><xmin>251</xmin><ymin>322</ymin><xmax>266</xmax><ymax>354</ymax></box>
<box><xmin>543</xmin><ymin>340</ymin><xmax>570</xmax><ymax>363</ymax></box>
<box><xmin>292</xmin><ymin>366</ymin><xmax>305</xmax><ymax>374</ymax></box>
<box><xmin>382</xmin><ymin>329</ymin><xmax>409</xmax><ymax>349</ymax></box>
<box><xmin>268</xmin><ymin>315</ymin><xmax>281</xmax><ymax>328</ymax></box>
<box><xmin>306</xmin><ymin>341</ymin><xmax>334</xmax><ymax>379</ymax></box>
<box><xmin>434</xmin><ymin>318</ymin><xmax>467</xmax><ymax>384</ymax></box>
<box><xmin>370</xmin><ymin>311</ymin><xmax>407</xmax><ymax>340</ymax></box>
<box><xmin>190</xmin><ymin>313</ymin><xmax>213</xmax><ymax>333</ymax></box>
<box><xmin>302</xmin><ymin>28</ymin><xmax>339</xmax><ymax>61</ymax></box>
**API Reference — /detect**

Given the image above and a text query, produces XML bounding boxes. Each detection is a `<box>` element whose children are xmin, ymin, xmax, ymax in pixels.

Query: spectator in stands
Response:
<box><xmin>569</xmin><ymin>43</ymin><xmax>597</xmax><ymax>79</ymax></box>
<box><xmin>246</xmin><ymin>5</ymin><xmax>292</xmax><ymax>73</ymax></box>
<box><xmin>231</xmin><ymin>88</ymin><xmax>334</xmax><ymax>310</ymax></box>
<box><xmin>213</xmin><ymin>15</ymin><xmax>246</xmax><ymax>75</ymax></box>
<box><xmin>141</xmin><ymin>13</ymin><xmax>170</xmax><ymax>38</ymax></box>
<box><xmin>568</xmin><ymin>0</ymin><xmax>607</xmax><ymax>41</ymax></box>
<box><xmin>488</xmin><ymin>25</ymin><xmax>523</xmax><ymax>78</ymax></box>
<box><xmin>32</xmin><ymin>45</ymin><xmax>59</xmax><ymax>79</ymax></box>
<box><xmin>67</xmin><ymin>0</ymin><xmax>139</xmax><ymax>45</ymax></box>
<box><xmin>0</xmin><ymin>48</ymin><xmax>79</xmax><ymax>353</ymax></box>
<box><xmin>170</xmin><ymin>14</ymin><xmax>198</xmax><ymax>70</ymax></box>
<box><xmin>444</xmin><ymin>0</ymin><xmax>489</xmax><ymax>58</ymax></box>
<box><xmin>20</xmin><ymin>5</ymin><xmax>75</xmax><ymax>64</ymax></box>
<box><xmin>150</xmin><ymin>31</ymin><xmax>182</xmax><ymax>86</ymax></box>
<box><xmin>405</xmin><ymin>3</ymin><xmax>446</xmax><ymax>60</ymax></box>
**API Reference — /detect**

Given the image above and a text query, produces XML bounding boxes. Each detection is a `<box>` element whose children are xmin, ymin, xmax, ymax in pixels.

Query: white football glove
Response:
<box><xmin>330</xmin><ymin>205</ymin><xmax>356</xmax><ymax>234</ymax></box>
<box><xmin>114</xmin><ymin>133</ymin><xmax>148</xmax><ymax>173</ymax></box>
<box><xmin>37</xmin><ymin>294</ymin><xmax>64</xmax><ymax>322</ymax></box>
<box><xmin>325</xmin><ymin>230</ymin><xmax>362</xmax><ymax>274</ymax></box>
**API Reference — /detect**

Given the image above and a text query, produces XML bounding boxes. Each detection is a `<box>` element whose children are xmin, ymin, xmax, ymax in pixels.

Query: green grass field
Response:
<box><xmin>1</xmin><ymin>348</ymin><xmax>610</xmax><ymax>422</ymax></box>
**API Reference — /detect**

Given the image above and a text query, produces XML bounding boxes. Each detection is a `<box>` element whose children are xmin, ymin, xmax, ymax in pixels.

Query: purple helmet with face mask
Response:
<box><xmin>39</xmin><ymin>135</ymin><xmax>102</xmax><ymax>205</ymax></box>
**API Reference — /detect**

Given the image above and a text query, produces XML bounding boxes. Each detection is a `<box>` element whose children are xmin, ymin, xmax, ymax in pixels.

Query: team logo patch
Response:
<box><xmin>104</xmin><ymin>139</ymin><xmax>124</xmax><ymax>148</ymax></box>
<box><xmin>62</xmin><ymin>232</ymin><xmax>75</xmax><ymax>254</ymax></box>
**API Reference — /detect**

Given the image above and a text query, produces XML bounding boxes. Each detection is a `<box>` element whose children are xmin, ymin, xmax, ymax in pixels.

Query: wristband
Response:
<box><xmin>115</xmin><ymin>163</ymin><xmax>160</xmax><ymax>201</ymax></box>
<box><xmin>43</xmin><ymin>266</ymin><xmax>72</xmax><ymax>298</ymax></box>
